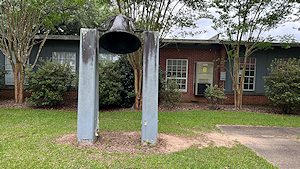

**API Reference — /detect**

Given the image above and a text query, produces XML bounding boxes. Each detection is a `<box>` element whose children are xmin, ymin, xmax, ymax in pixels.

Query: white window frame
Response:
<box><xmin>5</xmin><ymin>52</ymin><xmax>15</xmax><ymax>85</ymax></box>
<box><xmin>99</xmin><ymin>53</ymin><xmax>120</xmax><ymax>62</ymax></box>
<box><xmin>166</xmin><ymin>59</ymin><xmax>188</xmax><ymax>92</ymax></box>
<box><xmin>5</xmin><ymin>52</ymin><xmax>30</xmax><ymax>85</ymax></box>
<box><xmin>234</xmin><ymin>57</ymin><xmax>256</xmax><ymax>91</ymax></box>
<box><xmin>52</xmin><ymin>52</ymin><xmax>76</xmax><ymax>72</ymax></box>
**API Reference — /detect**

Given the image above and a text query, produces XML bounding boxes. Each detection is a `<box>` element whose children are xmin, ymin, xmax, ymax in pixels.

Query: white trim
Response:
<box><xmin>5</xmin><ymin>52</ymin><xmax>14</xmax><ymax>85</ymax></box>
<box><xmin>52</xmin><ymin>51</ymin><xmax>76</xmax><ymax>72</ymax></box>
<box><xmin>166</xmin><ymin>59</ymin><xmax>188</xmax><ymax>92</ymax></box>
<box><xmin>234</xmin><ymin>57</ymin><xmax>256</xmax><ymax>91</ymax></box>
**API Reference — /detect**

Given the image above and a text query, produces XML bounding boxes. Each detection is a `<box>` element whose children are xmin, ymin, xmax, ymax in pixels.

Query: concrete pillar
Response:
<box><xmin>77</xmin><ymin>28</ymin><xmax>99</xmax><ymax>143</ymax></box>
<box><xmin>141</xmin><ymin>31</ymin><xmax>159</xmax><ymax>144</ymax></box>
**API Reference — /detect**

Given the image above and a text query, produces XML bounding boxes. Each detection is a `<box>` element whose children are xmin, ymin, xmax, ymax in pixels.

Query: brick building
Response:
<box><xmin>1</xmin><ymin>35</ymin><xmax>299</xmax><ymax>105</ymax></box>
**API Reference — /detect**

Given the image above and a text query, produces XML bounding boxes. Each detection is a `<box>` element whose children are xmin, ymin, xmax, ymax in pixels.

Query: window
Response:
<box><xmin>5</xmin><ymin>52</ymin><xmax>29</xmax><ymax>85</ymax></box>
<box><xmin>166</xmin><ymin>59</ymin><xmax>188</xmax><ymax>92</ymax></box>
<box><xmin>5</xmin><ymin>54</ymin><xmax>15</xmax><ymax>85</ymax></box>
<box><xmin>236</xmin><ymin>58</ymin><xmax>256</xmax><ymax>91</ymax></box>
<box><xmin>99</xmin><ymin>53</ymin><xmax>120</xmax><ymax>62</ymax></box>
<box><xmin>52</xmin><ymin>52</ymin><xmax>76</xmax><ymax>72</ymax></box>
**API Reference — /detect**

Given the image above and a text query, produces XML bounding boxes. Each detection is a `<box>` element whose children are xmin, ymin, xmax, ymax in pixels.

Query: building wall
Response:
<box><xmin>1</xmin><ymin>39</ymin><xmax>300</xmax><ymax>106</ymax></box>
<box><xmin>159</xmin><ymin>45</ymin><xmax>226</xmax><ymax>103</ymax></box>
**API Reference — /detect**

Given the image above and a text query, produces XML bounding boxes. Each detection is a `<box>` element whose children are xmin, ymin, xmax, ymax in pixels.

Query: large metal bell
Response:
<box><xmin>99</xmin><ymin>15</ymin><xmax>142</xmax><ymax>54</ymax></box>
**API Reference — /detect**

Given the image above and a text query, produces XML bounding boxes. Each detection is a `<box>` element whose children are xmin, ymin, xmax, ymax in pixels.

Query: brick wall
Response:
<box><xmin>159</xmin><ymin>46</ymin><xmax>269</xmax><ymax>105</ymax></box>
<box><xmin>224</xmin><ymin>95</ymin><xmax>269</xmax><ymax>105</ymax></box>
<box><xmin>160</xmin><ymin>47</ymin><xmax>224</xmax><ymax>103</ymax></box>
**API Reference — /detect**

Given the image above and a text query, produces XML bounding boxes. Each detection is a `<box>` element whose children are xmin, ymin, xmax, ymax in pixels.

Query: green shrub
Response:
<box><xmin>204</xmin><ymin>84</ymin><xmax>226</xmax><ymax>110</ymax></box>
<box><xmin>264</xmin><ymin>58</ymin><xmax>300</xmax><ymax>114</ymax></box>
<box><xmin>99</xmin><ymin>60</ymin><xmax>123</xmax><ymax>107</ymax></box>
<box><xmin>25</xmin><ymin>59</ymin><xmax>76</xmax><ymax>107</ymax></box>
<box><xmin>115</xmin><ymin>56</ymin><xmax>135</xmax><ymax>108</ymax></box>
<box><xmin>159</xmin><ymin>69</ymin><xmax>182</xmax><ymax>107</ymax></box>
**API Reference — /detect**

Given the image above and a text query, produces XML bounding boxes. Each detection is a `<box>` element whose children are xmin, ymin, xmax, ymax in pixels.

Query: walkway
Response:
<box><xmin>218</xmin><ymin>125</ymin><xmax>300</xmax><ymax>169</ymax></box>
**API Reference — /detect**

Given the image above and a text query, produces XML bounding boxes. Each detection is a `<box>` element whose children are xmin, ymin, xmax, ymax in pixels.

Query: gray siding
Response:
<box><xmin>224</xmin><ymin>46</ymin><xmax>300</xmax><ymax>94</ymax></box>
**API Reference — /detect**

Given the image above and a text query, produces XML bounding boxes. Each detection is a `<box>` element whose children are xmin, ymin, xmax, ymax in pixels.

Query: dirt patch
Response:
<box><xmin>55</xmin><ymin>131</ymin><xmax>236</xmax><ymax>154</ymax></box>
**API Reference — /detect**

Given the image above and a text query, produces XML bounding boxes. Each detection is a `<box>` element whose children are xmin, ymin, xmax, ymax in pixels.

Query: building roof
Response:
<box><xmin>35</xmin><ymin>35</ymin><xmax>299</xmax><ymax>47</ymax></box>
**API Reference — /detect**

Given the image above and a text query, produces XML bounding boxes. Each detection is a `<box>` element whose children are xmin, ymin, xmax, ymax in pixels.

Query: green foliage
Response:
<box><xmin>210</xmin><ymin>0</ymin><xmax>294</xmax><ymax>108</ymax></box>
<box><xmin>40</xmin><ymin>0</ymin><xmax>118</xmax><ymax>35</ymax></box>
<box><xmin>99</xmin><ymin>57</ymin><xmax>136</xmax><ymax>108</ymax></box>
<box><xmin>25</xmin><ymin>59</ymin><xmax>76</xmax><ymax>107</ymax></box>
<box><xmin>115</xmin><ymin>56</ymin><xmax>136</xmax><ymax>108</ymax></box>
<box><xmin>159</xmin><ymin>69</ymin><xmax>182</xmax><ymax>107</ymax></box>
<box><xmin>264</xmin><ymin>58</ymin><xmax>300</xmax><ymax>114</ymax></box>
<box><xmin>99</xmin><ymin>60</ymin><xmax>123</xmax><ymax>107</ymax></box>
<box><xmin>204</xmin><ymin>84</ymin><xmax>226</xmax><ymax>110</ymax></box>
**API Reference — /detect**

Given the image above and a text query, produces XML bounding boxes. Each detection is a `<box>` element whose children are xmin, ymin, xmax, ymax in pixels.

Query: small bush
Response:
<box><xmin>159</xmin><ymin>69</ymin><xmax>182</xmax><ymax>107</ymax></box>
<box><xmin>25</xmin><ymin>59</ymin><xmax>76</xmax><ymax>107</ymax></box>
<box><xmin>99</xmin><ymin>60</ymin><xmax>123</xmax><ymax>107</ymax></box>
<box><xmin>264</xmin><ymin>58</ymin><xmax>300</xmax><ymax>114</ymax></box>
<box><xmin>115</xmin><ymin>56</ymin><xmax>135</xmax><ymax>108</ymax></box>
<box><xmin>204</xmin><ymin>84</ymin><xmax>226</xmax><ymax>110</ymax></box>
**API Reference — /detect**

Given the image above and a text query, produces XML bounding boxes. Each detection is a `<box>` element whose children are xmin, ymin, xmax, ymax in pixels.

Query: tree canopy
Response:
<box><xmin>39</xmin><ymin>0</ymin><xmax>118</xmax><ymax>35</ymax></box>
<box><xmin>211</xmin><ymin>0</ymin><xmax>296</xmax><ymax>108</ymax></box>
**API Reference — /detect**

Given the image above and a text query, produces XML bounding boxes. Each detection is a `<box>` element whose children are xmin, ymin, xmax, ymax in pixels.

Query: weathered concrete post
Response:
<box><xmin>77</xmin><ymin>28</ymin><xmax>99</xmax><ymax>143</ymax></box>
<box><xmin>141</xmin><ymin>31</ymin><xmax>159</xmax><ymax>144</ymax></box>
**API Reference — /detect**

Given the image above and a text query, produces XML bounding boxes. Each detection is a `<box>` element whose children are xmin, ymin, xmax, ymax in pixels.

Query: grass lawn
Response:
<box><xmin>1</xmin><ymin>108</ymin><xmax>300</xmax><ymax>168</ymax></box>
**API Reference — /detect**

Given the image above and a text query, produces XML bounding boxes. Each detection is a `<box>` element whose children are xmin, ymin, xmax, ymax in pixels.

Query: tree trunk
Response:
<box><xmin>237</xmin><ymin>88</ymin><xmax>242</xmax><ymax>109</ymax></box>
<box><xmin>18</xmin><ymin>70</ymin><xmax>25</xmax><ymax>103</ymax></box>
<box><xmin>12</xmin><ymin>62</ymin><xmax>25</xmax><ymax>103</ymax></box>
<box><xmin>134</xmin><ymin>68</ymin><xmax>142</xmax><ymax>110</ymax></box>
<box><xmin>13</xmin><ymin>69</ymin><xmax>19</xmax><ymax>103</ymax></box>
<box><xmin>127</xmin><ymin>50</ymin><xmax>143</xmax><ymax>110</ymax></box>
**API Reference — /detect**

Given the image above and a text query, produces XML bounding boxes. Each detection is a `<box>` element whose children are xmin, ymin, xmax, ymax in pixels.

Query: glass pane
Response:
<box><xmin>250</xmin><ymin>78</ymin><xmax>254</xmax><ymax>83</ymax></box>
<box><xmin>6</xmin><ymin>71</ymin><xmax>14</xmax><ymax>84</ymax></box>
<box><xmin>177</xmin><ymin>66</ymin><xmax>181</xmax><ymax>71</ymax></box>
<box><xmin>168</xmin><ymin>60</ymin><xmax>172</xmax><ymax>65</ymax></box>
<box><xmin>167</xmin><ymin>72</ymin><xmax>171</xmax><ymax>77</ymax></box>
<box><xmin>181</xmin><ymin>85</ymin><xmax>186</xmax><ymax>89</ymax></box>
<box><xmin>250</xmin><ymin>71</ymin><xmax>254</xmax><ymax>76</ymax></box>
<box><xmin>245</xmin><ymin>71</ymin><xmax>249</xmax><ymax>76</ymax></box>
<box><xmin>167</xmin><ymin>66</ymin><xmax>172</xmax><ymax>71</ymax></box>
<box><xmin>172</xmin><ymin>66</ymin><xmax>176</xmax><ymax>71</ymax></box>
<box><xmin>244</xmin><ymin>84</ymin><xmax>248</xmax><ymax>89</ymax></box>
<box><xmin>249</xmin><ymin>84</ymin><xmax>254</xmax><ymax>89</ymax></box>
<box><xmin>173</xmin><ymin>60</ymin><xmax>176</xmax><ymax>65</ymax></box>
<box><xmin>245</xmin><ymin>77</ymin><xmax>249</xmax><ymax>83</ymax></box>
<box><xmin>172</xmin><ymin>72</ymin><xmax>176</xmax><ymax>76</ymax></box>
<box><xmin>177</xmin><ymin>72</ymin><xmax>181</xmax><ymax>77</ymax></box>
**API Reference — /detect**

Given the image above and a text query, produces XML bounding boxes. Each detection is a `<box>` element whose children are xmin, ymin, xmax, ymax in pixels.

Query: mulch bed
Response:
<box><xmin>0</xmin><ymin>98</ymin><xmax>292</xmax><ymax>114</ymax></box>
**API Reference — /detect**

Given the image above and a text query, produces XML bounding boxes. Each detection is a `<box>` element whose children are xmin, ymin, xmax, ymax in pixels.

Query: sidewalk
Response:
<box><xmin>218</xmin><ymin>125</ymin><xmax>300</xmax><ymax>169</ymax></box>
